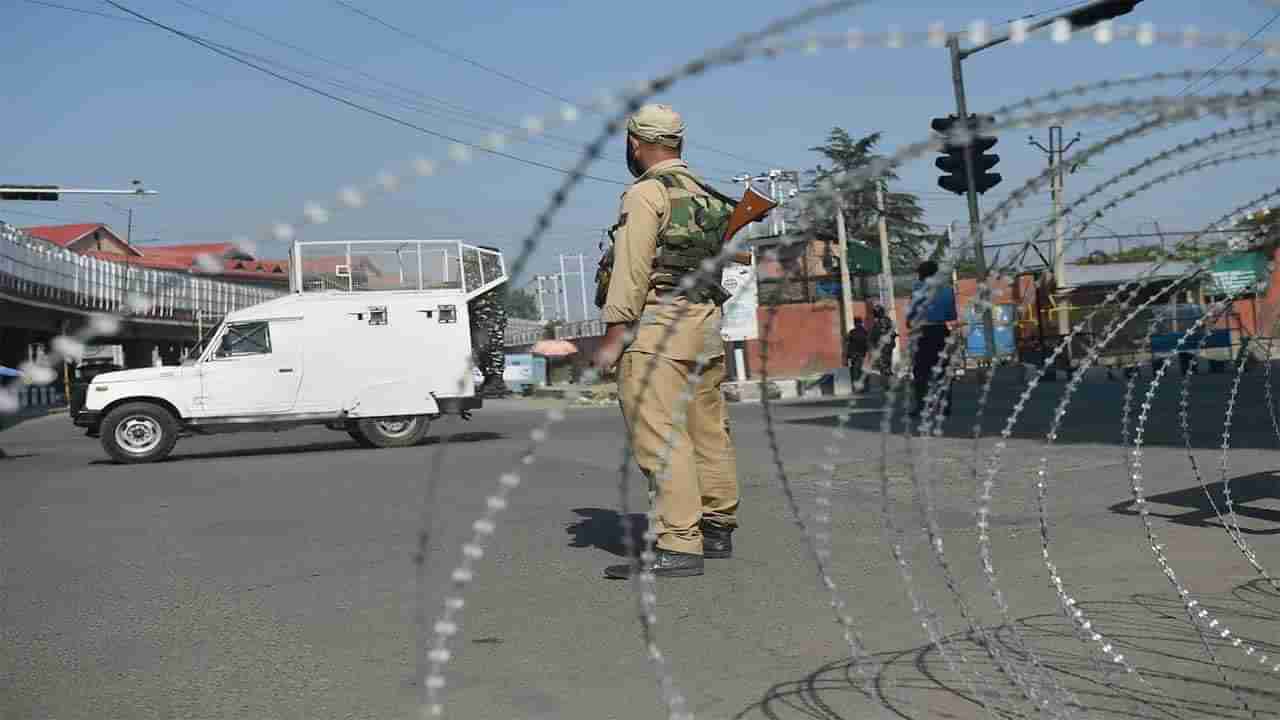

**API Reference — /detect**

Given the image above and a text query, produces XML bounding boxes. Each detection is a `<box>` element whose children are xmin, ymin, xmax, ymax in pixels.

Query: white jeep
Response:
<box><xmin>73</xmin><ymin>240</ymin><xmax>504</xmax><ymax>464</ymax></box>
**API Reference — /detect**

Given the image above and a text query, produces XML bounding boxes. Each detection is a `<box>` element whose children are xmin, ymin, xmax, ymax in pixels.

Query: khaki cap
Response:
<box><xmin>626</xmin><ymin>104</ymin><xmax>685</xmax><ymax>148</ymax></box>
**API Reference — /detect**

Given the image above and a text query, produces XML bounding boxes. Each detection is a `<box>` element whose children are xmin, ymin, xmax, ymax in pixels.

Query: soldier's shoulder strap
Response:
<box><xmin>650</xmin><ymin>167</ymin><xmax>738</xmax><ymax>208</ymax></box>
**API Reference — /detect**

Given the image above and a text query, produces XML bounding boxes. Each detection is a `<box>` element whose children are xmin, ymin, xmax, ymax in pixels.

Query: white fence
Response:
<box><xmin>505</xmin><ymin>318</ymin><xmax>605</xmax><ymax>347</ymax></box>
<box><xmin>289</xmin><ymin>240</ymin><xmax>506</xmax><ymax>299</ymax></box>
<box><xmin>0</xmin><ymin>222</ymin><xmax>283</xmax><ymax>324</ymax></box>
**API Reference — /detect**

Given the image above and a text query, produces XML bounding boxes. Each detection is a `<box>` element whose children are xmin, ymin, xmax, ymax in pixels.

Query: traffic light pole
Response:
<box><xmin>940</xmin><ymin>0</ymin><xmax>1145</xmax><ymax>365</ymax></box>
<box><xmin>947</xmin><ymin>36</ymin><xmax>999</xmax><ymax>363</ymax></box>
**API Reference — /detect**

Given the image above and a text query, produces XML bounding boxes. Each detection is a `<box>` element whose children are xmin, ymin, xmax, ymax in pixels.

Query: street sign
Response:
<box><xmin>720</xmin><ymin>264</ymin><xmax>759</xmax><ymax>341</ymax></box>
<box><xmin>1208</xmin><ymin>251</ymin><xmax>1270</xmax><ymax>296</ymax></box>
<box><xmin>846</xmin><ymin>239</ymin><xmax>882</xmax><ymax>274</ymax></box>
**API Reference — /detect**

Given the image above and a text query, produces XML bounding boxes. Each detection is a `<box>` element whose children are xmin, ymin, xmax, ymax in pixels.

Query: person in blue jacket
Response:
<box><xmin>906</xmin><ymin>260</ymin><xmax>957</xmax><ymax>419</ymax></box>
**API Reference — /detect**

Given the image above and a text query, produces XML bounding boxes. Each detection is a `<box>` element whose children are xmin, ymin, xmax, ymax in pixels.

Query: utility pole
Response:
<box><xmin>557</xmin><ymin>255</ymin><xmax>570</xmax><ymax>322</ymax></box>
<box><xmin>104</xmin><ymin>203</ymin><xmax>135</xmax><ymax>245</ymax></box>
<box><xmin>535</xmin><ymin>275</ymin><xmax>547</xmax><ymax>323</ymax></box>
<box><xmin>577</xmin><ymin>254</ymin><xmax>590</xmax><ymax>321</ymax></box>
<box><xmin>875</xmin><ymin>184</ymin><xmax>898</xmax><ymax>366</ymax></box>
<box><xmin>1030</xmin><ymin>126</ymin><xmax>1081</xmax><ymax>343</ymax></box>
<box><xmin>551</xmin><ymin>275</ymin><xmax>563</xmax><ymax>321</ymax></box>
<box><xmin>835</xmin><ymin>197</ymin><xmax>855</xmax><ymax>343</ymax></box>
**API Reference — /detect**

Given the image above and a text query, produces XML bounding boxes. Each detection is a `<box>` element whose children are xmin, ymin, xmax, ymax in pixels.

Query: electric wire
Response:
<box><xmin>19</xmin><ymin>0</ymin><xmax>747</xmax><ymax>178</ymax></box>
<box><xmin>167</xmin><ymin>1</ymin><xmax>635</xmax><ymax>161</ymax></box>
<box><xmin>101</xmin><ymin>0</ymin><xmax>630</xmax><ymax>186</ymax></box>
<box><xmin>328</xmin><ymin>0</ymin><xmax>787</xmax><ymax>170</ymax></box>
<box><xmin>20</xmin><ymin>0</ymin><xmax>144</xmax><ymax>24</ymax></box>
<box><xmin>1175</xmin><ymin>10</ymin><xmax>1280</xmax><ymax>97</ymax></box>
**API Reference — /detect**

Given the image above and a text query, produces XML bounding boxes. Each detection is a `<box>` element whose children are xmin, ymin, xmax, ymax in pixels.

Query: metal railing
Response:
<box><xmin>289</xmin><ymin>240</ymin><xmax>506</xmax><ymax>299</ymax></box>
<box><xmin>0</xmin><ymin>222</ymin><xmax>283</xmax><ymax>324</ymax></box>
<box><xmin>504</xmin><ymin>318</ymin><xmax>605</xmax><ymax>347</ymax></box>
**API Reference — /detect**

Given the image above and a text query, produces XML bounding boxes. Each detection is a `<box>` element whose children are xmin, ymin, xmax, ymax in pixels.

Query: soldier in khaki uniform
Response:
<box><xmin>592</xmin><ymin>104</ymin><xmax>743</xmax><ymax>579</ymax></box>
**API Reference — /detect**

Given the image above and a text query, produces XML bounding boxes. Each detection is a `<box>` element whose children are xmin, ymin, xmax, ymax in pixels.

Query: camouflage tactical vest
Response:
<box><xmin>594</xmin><ymin>168</ymin><xmax>735</xmax><ymax>309</ymax></box>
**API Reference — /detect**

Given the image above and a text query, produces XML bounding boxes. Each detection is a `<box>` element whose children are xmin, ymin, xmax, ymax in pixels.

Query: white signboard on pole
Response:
<box><xmin>720</xmin><ymin>264</ymin><xmax>759</xmax><ymax>341</ymax></box>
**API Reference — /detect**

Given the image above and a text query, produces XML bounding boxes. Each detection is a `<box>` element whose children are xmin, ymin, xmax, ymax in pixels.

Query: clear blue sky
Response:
<box><xmin>4</xmin><ymin>0</ymin><xmax>1278</xmax><ymax>300</ymax></box>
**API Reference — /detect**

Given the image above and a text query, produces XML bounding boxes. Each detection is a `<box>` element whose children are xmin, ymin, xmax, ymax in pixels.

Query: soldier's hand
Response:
<box><xmin>592</xmin><ymin>323</ymin><xmax>629</xmax><ymax>372</ymax></box>
<box><xmin>592</xmin><ymin>341</ymin><xmax>623</xmax><ymax>372</ymax></box>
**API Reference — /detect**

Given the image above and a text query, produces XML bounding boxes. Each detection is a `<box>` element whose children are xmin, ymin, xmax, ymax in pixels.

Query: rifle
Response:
<box><xmin>594</xmin><ymin>179</ymin><xmax>778</xmax><ymax>308</ymax></box>
<box><xmin>723</xmin><ymin>182</ymin><xmax>777</xmax><ymax>249</ymax></box>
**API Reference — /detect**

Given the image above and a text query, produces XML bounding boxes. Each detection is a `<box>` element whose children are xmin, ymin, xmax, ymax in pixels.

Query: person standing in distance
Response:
<box><xmin>591</xmin><ymin>104</ymin><xmax>742</xmax><ymax>579</ymax></box>
<box><xmin>906</xmin><ymin>260</ymin><xmax>958</xmax><ymax>419</ymax></box>
<box><xmin>845</xmin><ymin>316</ymin><xmax>869</xmax><ymax>384</ymax></box>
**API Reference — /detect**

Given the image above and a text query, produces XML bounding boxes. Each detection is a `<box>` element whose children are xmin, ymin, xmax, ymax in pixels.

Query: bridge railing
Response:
<box><xmin>505</xmin><ymin>318</ymin><xmax>605</xmax><ymax>347</ymax></box>
<box><xmin>0</xmin><ymin>222</ymin><xmax>283</xmax><ymax>325</ymax></box>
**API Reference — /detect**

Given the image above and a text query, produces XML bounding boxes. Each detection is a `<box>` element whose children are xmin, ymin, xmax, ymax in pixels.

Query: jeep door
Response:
<box><xmin>194</xmin><ymin>319</ymin><xmax>303</xmax><ymax>416</ymax></box>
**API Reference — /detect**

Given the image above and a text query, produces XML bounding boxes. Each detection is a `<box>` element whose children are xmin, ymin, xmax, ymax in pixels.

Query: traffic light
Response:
<box><xmin>0</xmin><ymin>184</ymin><xmax>59</xmax><ymax>201</ymax></box>
<box><xmin>1064</xmin><ymin>0</ymin><xmax>1144</xmax><ymax>28</ymax></box>
<box><xmin>931</xmin><ymin>114</ymin><xmax>1002</xmax><ymax>196</ymax></box>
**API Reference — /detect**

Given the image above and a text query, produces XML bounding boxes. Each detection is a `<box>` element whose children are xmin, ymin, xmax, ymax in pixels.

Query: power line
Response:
<box><xmin>1176</xmin><ymin>10</ymin><xmax>1280</xmax><ymax>97</ymax></box>
<box><xmin>167</xmin><ymin>2</ymin><xmax>748</xmax><ymax>179</ymax></box>
<box><xmin>101</xmin><ymin>0</ymin><xmax>629</xmax><ymax>186</ymax></box>
<box><xmin>166</xmin><ymin>1</ymin><xmax>628</xmax><ymax>160</ymax></box>
<box><xmin>328</xmin><ymin>0</ymin><xmax>785</xmax><ymax>170</ymax></box>
<box><xmin>20</xmin><ymin>0</ymin><xmax>145</xmax><ymax>24</ymax></box>
<box><xmin>1196</xmin><ymin>47</ymin><xmax>1268</xmax><ymax>96</ymax></box>
<box><xmin>25</xmin><ymin>0</ymin><xmax>746</xmax><ymax>178</ymax></box>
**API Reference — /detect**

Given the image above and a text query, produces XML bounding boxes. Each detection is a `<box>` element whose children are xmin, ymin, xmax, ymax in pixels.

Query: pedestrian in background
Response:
<box><xmin>906</xmin><ymin>260</ymin><xmax>957</xmax><ymax>419</ymax></box>
<box><xmin>867</xmin><ymin>304</ymin><xmax>896</xmax><ymax>390</ymax></box>
<box><xmin>845</xmin><ymin>317</ymin><xmax>868</xmax><ymax>384</ymax></box>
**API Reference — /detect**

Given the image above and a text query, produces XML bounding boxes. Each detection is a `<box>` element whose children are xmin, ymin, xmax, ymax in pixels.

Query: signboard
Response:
<box><xmin>814</xmin><ymin>279</ymin><xmax>841</xmax><ymax>300</ymax></box>
<box><xmin>720</xmin><ymin>264</ymin><xmax>759</xmax><ymax>341</ymax></box>
<box><xmin>846</xmin><ymin>240</ymin><xmax>882</xmax><ymax>275</ymax></box>
<box><xmin>1207</xmin><ymin>251</ymin><xmax>1270</xmax><ymax>297</ymax></box>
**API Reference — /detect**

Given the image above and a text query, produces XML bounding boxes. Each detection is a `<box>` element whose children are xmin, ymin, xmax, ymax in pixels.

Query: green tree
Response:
<box><xmin>501</xmin><ymin>287</ymin><xmax>541</xmax><ymax>320</ymax></box>
<box><xmin>793</xmin><ymin>128</ymin><xmax>936</xmax><ymax>271</ymax></box>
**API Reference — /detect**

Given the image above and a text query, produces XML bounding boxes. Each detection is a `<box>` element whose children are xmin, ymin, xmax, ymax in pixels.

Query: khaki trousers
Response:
<box><xmin>618</xmin><ymin>352</ymin><xmax>739</xmax><ymax>555</ymax></box>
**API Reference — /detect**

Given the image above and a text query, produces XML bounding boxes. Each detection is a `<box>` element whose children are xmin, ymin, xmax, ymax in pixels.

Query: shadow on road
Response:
<box><xmin>1109</xmin><ymin>472</ymin><xmax>1280</xmax><ymax>535</ymax></box>
<box><xmin>87</xmin><ymin>431</ymin><xmax>506</xmax><ymax>465</ymax></box>
<box><xmin>565</xmin><ymin>507</ymin><xmax>647</xmax><ymax>557</ymax></box>
<box><xmin>780</xmin><ymin>375</ymin><xmax>1280</xmax><ymax>451</ymax></box>
<box><xmin>734</xmin><ymin>584</ymin><xmax>1280</xmax><ymax>719</ymax></box>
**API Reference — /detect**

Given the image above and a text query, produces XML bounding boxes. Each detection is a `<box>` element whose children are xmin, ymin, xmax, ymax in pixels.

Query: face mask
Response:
<box><xmin>626</xmin><ymin>136</ymin><xmax>645</xmax><ymax>179</ymax></box>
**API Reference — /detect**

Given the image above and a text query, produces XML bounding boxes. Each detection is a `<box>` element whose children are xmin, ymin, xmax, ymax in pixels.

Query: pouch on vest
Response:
<box><xmin>652</xmin><ymin>171</ymin><xmax>734</xmax><ymax>306</ymax></box>
<box><xmin>594</xmin><ymin>213</ymin><xmax>627</xmax><ymax>309</ymax></box>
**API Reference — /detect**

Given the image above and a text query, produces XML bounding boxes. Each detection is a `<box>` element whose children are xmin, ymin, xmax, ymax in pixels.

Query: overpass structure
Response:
<box><xmin>0</xmin><ymin>222</ymin><xmax>283</xmax><ymax>371</ymax></box>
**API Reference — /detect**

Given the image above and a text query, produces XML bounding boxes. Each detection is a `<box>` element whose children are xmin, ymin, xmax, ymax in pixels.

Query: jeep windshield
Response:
<box><xmin>183</xmin><ymin>323</ymin><xmax>222</xmax><ymax>364</ymax></box>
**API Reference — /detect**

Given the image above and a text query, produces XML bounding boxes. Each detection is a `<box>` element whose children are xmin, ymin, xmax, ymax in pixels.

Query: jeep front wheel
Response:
<box><xmin>100</xmin><ymin>402</ymin><xmax>179</xmax><ymax>464</ymax></box>
<box><xmin>355</xmin><ymin>416</ymin><xmax>430</xmax><ymax>448</ymax></box>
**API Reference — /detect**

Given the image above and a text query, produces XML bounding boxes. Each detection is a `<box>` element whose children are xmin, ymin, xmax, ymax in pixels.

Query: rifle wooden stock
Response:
<box><xmin>723</xmin><ymin>184</ymin><xmax>777</xmax><ymax>244</ymax></box>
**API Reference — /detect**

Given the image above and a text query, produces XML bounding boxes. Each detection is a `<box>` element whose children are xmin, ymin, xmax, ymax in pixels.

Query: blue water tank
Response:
<box><xmin>964</xmin><ymin>303</ymin><xmax>1016</xmax><ymax>357</ymax></box>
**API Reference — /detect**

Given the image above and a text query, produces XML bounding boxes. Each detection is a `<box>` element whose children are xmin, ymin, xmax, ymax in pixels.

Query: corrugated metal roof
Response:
<box><xmin>1060</xmin><ymin>261</ymin><xmax>1196</xmax><ymax>288</ymax></box>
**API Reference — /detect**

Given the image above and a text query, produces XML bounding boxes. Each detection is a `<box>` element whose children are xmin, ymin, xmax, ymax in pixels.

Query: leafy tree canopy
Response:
<box><xmin>791</xmin><ymin>128</ymin><xmax>939</xmax><ymax>272</ymax></box>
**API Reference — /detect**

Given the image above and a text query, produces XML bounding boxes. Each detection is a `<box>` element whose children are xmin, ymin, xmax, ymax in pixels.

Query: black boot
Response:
<box><xmin>603</xmin><ymin>549</ymin><xmax>703</xmax><ymax>579</ymax></box>
<box><xmin>700</xmin><ymin>521</ymin><xmax>734</xmax><ymax>559</ymax></box>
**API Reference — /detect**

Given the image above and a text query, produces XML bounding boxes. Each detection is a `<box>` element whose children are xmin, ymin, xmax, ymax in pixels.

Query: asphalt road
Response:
<box><xmin>3</xmin><ymin>375</ymin><xmax>1280</xmax><ymax>720</ymax></box>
